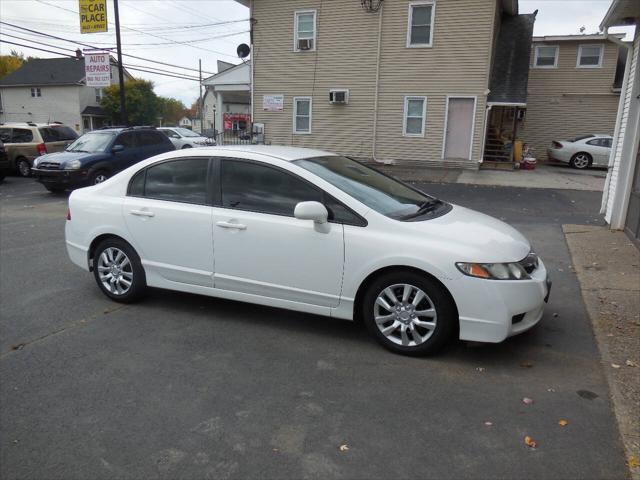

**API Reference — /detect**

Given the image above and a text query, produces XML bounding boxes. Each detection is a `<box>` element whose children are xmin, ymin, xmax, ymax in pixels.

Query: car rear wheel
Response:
<box><xmin>93</xmin><ymin>238</ymin><xmax>146</xmax><ymax>303</ymax></box>
<box><xmin>570</xmin><ymin>153</ymin><xmax>592</xmax><ymax>169</ymax></box>
<box><xmin>90</xmin><ymin>170</ymin><xmax>110</xmax><ymax>185</ymax></box>
<box><xmin>16</xmin><ymin>158</ymin><xmax>31</xmax><ymax>177</ymax></box>
<box><xmin>362</xmin><ymin>271</ymin><xmax>456</xmax><ymax>356</ymax></box>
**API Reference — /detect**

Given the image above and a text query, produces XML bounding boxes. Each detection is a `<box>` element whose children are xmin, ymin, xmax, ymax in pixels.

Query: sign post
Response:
<box><xmin>113</xmin><ymin>0</ymin><xmax>127</xmax><ymax>125</ymax></box>
<box><xmin>79</xmin><ymin>0</ymin><xmax>108</xmax><ymax>34</ymax></box>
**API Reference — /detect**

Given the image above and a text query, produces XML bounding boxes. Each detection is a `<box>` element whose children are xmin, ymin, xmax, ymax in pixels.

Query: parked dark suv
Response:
<box><xmin>31</xmin><ymin>126</ymin><xmax>174</xmax><ymax>192</ymax></box>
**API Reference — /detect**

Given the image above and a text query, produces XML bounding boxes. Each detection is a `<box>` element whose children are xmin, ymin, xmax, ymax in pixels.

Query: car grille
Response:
<box><xmin>38</xmin><ymin>162</ymin><xmax>61</xmax><ymax>170</ymax></box>
<box><xmin>519</xmin><ymin>252</ymin><xmax>539</xmax><ymax>274</ymax></box>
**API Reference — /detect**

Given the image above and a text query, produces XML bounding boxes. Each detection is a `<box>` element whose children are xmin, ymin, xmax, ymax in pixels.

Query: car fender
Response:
<box><xmin>86</xmin><ymin>160</ymin><xmax>115</xmax><ymax>175</ymax></box>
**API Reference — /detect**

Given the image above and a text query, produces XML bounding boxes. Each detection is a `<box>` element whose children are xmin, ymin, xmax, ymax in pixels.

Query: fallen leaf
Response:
<box><xmin>558</xmin><ymin>419</ymin><xmax>569</xmax><ymax>427</ymax></box>
<box><xmin>484</xmin><ymin>421</ymin><xmax>493</xmax><ymax>426</ymax></box>
<box><xmin>524</xmin><ymin>436</ymin><xmax>537</xmax><ymax>448</ymax></box>
<box><xmin>627</xmin><ymin>456</ymin><xmax>640</xmax><ymax>469</ymax></box>
<box><xmin>625</xmin><ymin>360</ymin><xmax>637</xmax><ymax>367</ymax></box>
<box><xmin>339</xmin><ymin>444</ymin><xmax>349</xmax><ymax>452</ymax></box>
<box><xmin>611</xmin><ymin>363</ymin><xmax>621</xmax><ymax>369</ymax></box>
<box><xmin>519</xmin><ymin>362</ymin><xmax>533</xmax><ymax>368</ymax></box>
<box><xmin>522</xmin><ymin>397</ymin><xmax>534</xmax><ymax>405</ymax></box>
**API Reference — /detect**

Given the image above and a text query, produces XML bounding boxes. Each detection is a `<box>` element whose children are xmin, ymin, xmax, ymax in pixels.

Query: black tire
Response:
<box><xmin>89</xmin><ymin>169</ymin><xmax>110</xmax><ymax>185</ymax></box>
<box><xmin>362</xmin><ymin>270</ymin><xmax>457</xmax><ymax>356</ymax></box>
<box><xmin>181</xmin><ymin>144</ymin><xmax>193</xmax><ymax>149</ymax></box>
<box><xmin>0</xmin><ymin>174</ymin><xmax>5</xmax><ymax>182</ymax></box>
<box><xmin>93</xmin><ymin>238</ymin><xmax>146</xmax><ymax>303</ymax></box>
<box><xmin>45</xmin><ymin>185</ymin><xmax>65</xmax><ymax>193</ymax></box>
<box><xmin>569</xmin><ymin>152</ymin><xmax>592</xmax><ymax>169</ymax></box>
<box><xmin>16</xmin><ymin>158</ymin><xmax>31</xmax><ymax>177</ymax></box>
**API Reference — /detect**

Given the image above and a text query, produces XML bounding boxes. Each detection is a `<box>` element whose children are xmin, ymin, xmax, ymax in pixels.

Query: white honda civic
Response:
<box><xmin>65</xmin><ymin>146</ymin><xmax>551</xmax><ymax>355</ymax></box>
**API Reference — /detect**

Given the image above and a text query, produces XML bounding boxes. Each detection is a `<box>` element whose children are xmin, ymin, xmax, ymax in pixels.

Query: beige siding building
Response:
<box><xmin>239</xmin><ymin>0</ymin><xmax>533</xmax><ymax>168</ymax></box>
<box><xmin>520</xmin><ymin>35</ymin><xmax>624</xmax><ymax>159</ymax></box>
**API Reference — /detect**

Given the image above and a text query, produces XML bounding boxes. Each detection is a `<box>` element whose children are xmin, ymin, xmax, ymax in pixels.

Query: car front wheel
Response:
<box><xmin>93</xmin><ymin>238</ymin><xmax>146</xmax><ymax>303</ymax></box>
<box><xmin>362</xmin><ymin>271</ymin><xmax>456</xmax><ymax>356</ymax></box>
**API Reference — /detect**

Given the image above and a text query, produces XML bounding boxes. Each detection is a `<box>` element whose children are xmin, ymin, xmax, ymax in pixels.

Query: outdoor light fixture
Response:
<box><xmin>361</xmin><ymin>0</ymin><xmax>383</xmax><ymax>13</ymax></box>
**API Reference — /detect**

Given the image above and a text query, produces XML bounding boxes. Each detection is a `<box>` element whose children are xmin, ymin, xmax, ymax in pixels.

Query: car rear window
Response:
<box><xmin>52</xmin><ymin>126</ymin><xmax>78</xmax><ymax>141</ymax></box>
<box><xmin>39</xmin><ymin>128</ymin><xmax>59</xmax><ymax>142</ymax></box>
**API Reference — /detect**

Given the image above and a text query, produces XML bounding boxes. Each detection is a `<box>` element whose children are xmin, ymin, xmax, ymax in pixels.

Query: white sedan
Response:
<box><xmin>157</xmin><ymin>127</ymin><xmax>214</xmax><ymax>149</ymax></box>
<box><xmin>65</xmin><ymin>146</ymin><xmax>550</xmax><ymax>355</ymax></box>
<box><xmin>547</xmin><ymin>134</ymin><xmax>612</xmax><ymax>169</ymax></box>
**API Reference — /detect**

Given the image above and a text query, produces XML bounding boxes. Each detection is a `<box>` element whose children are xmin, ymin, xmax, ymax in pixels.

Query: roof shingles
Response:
<box><xmin>0</xmin><ymin>57</ymin><xmax>86</xmax><ymax>87</ymax></box>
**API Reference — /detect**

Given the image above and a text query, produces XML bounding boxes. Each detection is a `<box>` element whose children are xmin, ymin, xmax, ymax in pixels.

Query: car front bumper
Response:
<box><xmin>446</xmin><ymin>259</ymin><xmax>550</xmax><ymax>343</ymax></box>
<box><xmin>32</xmin><ymin>168</ymin><xmax>89</xmax><ymax>188</ymax></box>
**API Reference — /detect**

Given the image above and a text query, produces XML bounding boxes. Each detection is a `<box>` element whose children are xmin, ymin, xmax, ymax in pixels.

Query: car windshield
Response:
<box><xmin>569</xmin><ymin>134</ymin><xmax>595</xmax><ymax>142</ymax></box>
<box><xmin>66</xmin><ymin>132</ymin><xmax>115</xmax><ymax>153</ymax></box>
<box><xmin>175</xmin><ymin>128</ymin><xmax>201</xmax><ymax>137</ymax></box>
<box><xmin>294</xmin><ymin>156</ymin><xmax>449</xmax><ymax>221</ymax></box>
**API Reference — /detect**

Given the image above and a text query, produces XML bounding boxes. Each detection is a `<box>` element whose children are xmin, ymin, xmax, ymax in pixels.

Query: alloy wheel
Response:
<box><xmin>373</xmin><ymin>283</ymin><xmax>437</xmax><ymax>347</ymax></box>
<box><xmin>573</xmin><ymin>154</ymin><xmax>590</xmax><ymax>169</ymax></box>
<box><xmin>94</xmin><ymin>173</ymin><xmax>108</xmax><ymax>184</ymax></box>
<box><xmin>17</xmin><ymin>160</ymin><xmax>30</xmax><ymax>177</ymax></box>
<box><xmin>97</xmin><ymin>247</ymin><xmax>133</xmax><ymax>295</ymax></box>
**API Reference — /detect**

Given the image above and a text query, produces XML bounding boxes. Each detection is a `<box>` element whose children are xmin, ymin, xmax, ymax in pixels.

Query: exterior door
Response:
<box><xmin>213</xmin><ymin>159</ymin><xmax>344</xmax><ymax>307</ymax></box>
<box><xmin>624</xmin><ymin>143</ymin><xmax>640</xmax><ymax>245</ymax></box>
<box><xmin>444</xmin><ymin>97</ymin><xmax>475</xmax><ymax>160</ymax></box>
<box><xmin>123</xmin><ymin>158</ymin><xmax>214</xmax><ymax>287</ymax></box>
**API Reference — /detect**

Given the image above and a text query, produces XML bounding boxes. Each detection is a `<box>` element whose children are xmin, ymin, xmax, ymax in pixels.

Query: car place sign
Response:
<box><xmin>79</xmin><ymin>0</ymin><xmax>108</xmax><ymax>34</ymax></box>
<box><xmin>85</xmin><ymin>53</ymin><xmax>111</xmax><ymax>88</ymax></box>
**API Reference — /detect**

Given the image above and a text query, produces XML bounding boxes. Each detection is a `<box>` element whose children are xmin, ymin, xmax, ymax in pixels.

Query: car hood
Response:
<box><xmin>36</xmin><ymin>150</ymin><xmax>110</xmax><ymax>167</ymax></box>
<box><xmin>404</xmin><ymin>204</ymin><xmax>531</xmax><ymax>263</ymax></box>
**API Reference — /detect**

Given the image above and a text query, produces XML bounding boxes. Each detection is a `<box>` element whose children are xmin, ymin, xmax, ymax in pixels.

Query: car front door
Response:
<box><xmin>122</xmin><ymin>157</ymin><xmax>213</xmax><ymax>287</ymax></box>
<box><xmin>212</xmin><ymin>158</ymin><xmax>345</xmax><ymax>308</ymax></box>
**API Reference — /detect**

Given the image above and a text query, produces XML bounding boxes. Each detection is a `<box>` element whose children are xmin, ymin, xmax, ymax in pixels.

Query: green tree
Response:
<box><xmin>0</xmin><ymin>50</ymin><xmax>31</xmax><ymax>78</ymax></box>
<box><xmin>158</xmin><ymin>96</ymin><xmax>186</xmax><ymax>125</ymax></box>
<box><xmin>101</xmin><ymin>79</ymin><xmax>160</xmax><ymax>126</ymax></box>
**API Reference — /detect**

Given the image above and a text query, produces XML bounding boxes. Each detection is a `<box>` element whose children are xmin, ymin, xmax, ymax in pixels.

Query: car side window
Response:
<box><xmin>134</xmin><ymin>159</ymin><xmax>209</xmax><ymax>205</ymax></box>
<box><xmin>323</xmin><ymin>194</ymin><xmax>365</xmax><ymax>226</ymax></box>
<box><xmin>586</xmin><ymin>138</ymin><xmax>602</xmax><ymax>146</ymax></box>
<box><xmin>12</xmin><ymin>129</ymin><xmax>34</xmax><ymax>143</ymax></box>
<box><xmin>0</xmin><ymin>128</ymin><xmax>11</xmax><ymax>143</ymax></box>
<box><xmin>115</xmin><ymin>132</ymin><xmax>136</xmax><ymax>148</ymax></box>
<box><xmin>220</xmin><ymin>160</ymin><xmax>323</xmax><ymax>216</ymax></box>
<box><xmin>602</xmin><ymin>138</ymin><xmax>612</xmax><ymax>148</ymax></box>
<box><xmin>54</xmin><ymin>126</ymin><xmax>78</xmax><ymax>141</ymax></box>
<box><xmin>39</xmin><ymin>128</ymin><xmax>58</xmax><ymax>142</ymax></box>
<box><xmin>138</xmin><ymin>131</ymin><xmax>167</xmax><ymax>146</ymax></box>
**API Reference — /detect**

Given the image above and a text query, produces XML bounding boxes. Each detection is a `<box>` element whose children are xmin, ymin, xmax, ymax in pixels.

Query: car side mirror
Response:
<box><xmin>294</xmin><ymin>201</ymin><xmax>328</xmax><ymax>224</ymax></box>
<box><xmin>112</xmin><ymin>144</ymin><xmax>125</xmax><ymax>153</ymax></box>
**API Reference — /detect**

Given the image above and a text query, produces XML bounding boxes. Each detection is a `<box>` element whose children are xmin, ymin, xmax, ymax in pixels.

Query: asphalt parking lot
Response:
<box><xmin>0</xmin><ymin>177</ymin><xmax>629</xmax><ymax>479</ymax></box>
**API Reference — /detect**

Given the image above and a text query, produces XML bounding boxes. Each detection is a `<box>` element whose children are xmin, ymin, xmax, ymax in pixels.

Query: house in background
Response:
<box><xmin>201</xmin><ymin>60</ymin><xmax>251</xmax><ymax>136</ymax></box>
<box><xmin>0</xmin><ymin>57</ymin><xmax>131</xmax><ymax>133</ymax></box>
<box><xmin>518</xmin><ymin>34</ymin><xmax>627</xmax><ymax>160</ymax></box>
<box><xmin>600</xmin><ymin>0</ymin><xmax>639</xmax><ymax>245</ymax></box>
<box><xmin>235</xmin><ymin>0</ymin><xmax>536</xmax><ymax>169</ymax></box>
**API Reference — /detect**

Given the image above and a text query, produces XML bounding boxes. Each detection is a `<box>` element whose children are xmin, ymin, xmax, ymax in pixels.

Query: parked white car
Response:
<box><xmin>157</xmin><ymin>127</ymin><xmax>214</xmax><ymax>149</ymax></box>
<box><xmin>547</xmin><ymin>134</ymin><xmax>612</xmax><ymax>169</ymax></box>
<box><xmin>65</xmin><ymin>146</ymin><xmax>550</xmax><ymax>355</ymax></box>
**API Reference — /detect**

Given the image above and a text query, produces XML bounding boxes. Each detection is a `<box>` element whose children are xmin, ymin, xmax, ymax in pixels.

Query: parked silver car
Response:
<box><xmin>547</xmin><ymin>134</ymin><xmax>612</xmax><ymax>169</ymax></box>
<box><xmin>158</xmin><ymin>127</ymin><xmax>214</xmax><ymax>149</ymax></box>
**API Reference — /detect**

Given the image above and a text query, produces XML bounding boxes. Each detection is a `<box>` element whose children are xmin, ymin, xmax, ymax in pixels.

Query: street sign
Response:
<box><xmin>85</xmin><ymin>52</ymin><xmax>111</xmax><ymax>87</ymax></box>
<box><xmin>79</xmin><ymin>0</ymin><xmax>108</xmax><ymax>34</ymax></box>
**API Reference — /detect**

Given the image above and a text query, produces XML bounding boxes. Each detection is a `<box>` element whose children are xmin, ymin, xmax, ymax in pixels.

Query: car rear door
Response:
<box><xmin>123</xmin><ymin>157</ymin><xmax>214</xmax><ymax>287</ymax></box>
<box><xmin>112</xmin><ymin>131</ymin><xmax>140</xmax><ymax>171</ymax></box>
<box><xmin>212</xmin><ymin>158</ymin><xmax>344</xmax><ymax>308</ymax></box>
<box><xmin>136</xmin><ymin>130</ymin><xmax>174</xmax><ymax>160</ymax></box>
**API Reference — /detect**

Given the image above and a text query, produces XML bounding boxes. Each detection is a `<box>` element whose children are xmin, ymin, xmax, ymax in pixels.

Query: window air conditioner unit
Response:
<box><xmin>329</xmin><ymin>89</ymin><xmax>349</xmax><ymax>105</ymax></box>
<box><xmin>298</xmin><ymin>38</ymin><xmax>313</xmax><ymax>50</ymax></box>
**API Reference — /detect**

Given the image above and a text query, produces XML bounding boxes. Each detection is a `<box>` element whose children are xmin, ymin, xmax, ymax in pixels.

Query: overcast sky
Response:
<box><xmin>0</xmin><ymin>0</ymin><xmax>634</xmax><ymax>106</ymax></box>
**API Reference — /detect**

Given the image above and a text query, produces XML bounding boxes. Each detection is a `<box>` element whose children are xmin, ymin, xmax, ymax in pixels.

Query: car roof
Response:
<box><xmin>0</xmin><ymin>122</ymin><xmax>71</xmax><ymax>128</ymax></box>
<box><xmin>204</xmin><ymin>145</ymin><xmax>337</xmax><ymax>161</ymax></box>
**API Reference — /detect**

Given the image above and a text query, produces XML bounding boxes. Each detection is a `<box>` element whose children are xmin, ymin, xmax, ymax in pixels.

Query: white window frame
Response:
<box><xmin>402</xmin><ymin>96</ymin><xmax>427</xmax><ymax>137</ymax></box>
<box><xmin>576</xmin><ymin>44</ymin><xmax>604</xmax><ymax>68</ymax></box>
<box><xmin>294</xmin><ymin>10</ymin><xmax>317</xmax><ymax>52</ymax></box>
<box><xmin>30</xmin><ymin>87</ymin><xmax>42</xmax><ymax>97</ymax></box>
<box><xmin>293</xmin><ymin>96</ymin><xmax>312</xmax><ymax>134</ymax></box>
<box><xmin>95</xmin><ymin>88</ymin><xmax>104</xmax><ymax>103</ymax></box>
<box><xmin>406</xmin><ymin>1</ymin><xmax>435</xmax><ymax>48</ymax></box>
<box><xmin>533</xmin><ymin>45</ymin><xmax>559</xmax><ymax>69</ymax></box>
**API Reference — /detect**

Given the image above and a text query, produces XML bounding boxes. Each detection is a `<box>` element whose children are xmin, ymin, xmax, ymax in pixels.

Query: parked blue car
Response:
<box><xmin>31</xmin><ymin>126</ymin><xmax>175</xmax><ymax>192</ymax></box>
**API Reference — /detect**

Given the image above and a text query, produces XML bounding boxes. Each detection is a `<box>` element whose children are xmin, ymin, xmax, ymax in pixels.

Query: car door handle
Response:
<box><xmin>129</xmin><ymin>209</ymin><xmax>155</xmax><ymax>218</ymax></box>
<box><xmin>216</xmin><ymin>221</ymin><xmax>246</xmax><ymax>230</ymax></box>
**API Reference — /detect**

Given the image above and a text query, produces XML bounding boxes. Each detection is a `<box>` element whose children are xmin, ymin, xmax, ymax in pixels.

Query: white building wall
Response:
<box><xmin>0</xmin><ymin>85</ymin><xmax>82</xmax><ymax>132</ymax></box>
<box><xmin>604</xmin><ymin>31</ymin><xmax>640</xmax><ymax>227</ymax></box>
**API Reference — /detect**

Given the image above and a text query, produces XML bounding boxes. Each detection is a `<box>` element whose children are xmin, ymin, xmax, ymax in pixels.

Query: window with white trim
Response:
<box><xmin>30</xmin><ymin>87</ymin><xmax>42</xmax><ymax>97</ymax></box>
<box><xmin>403</xmin><ymin>96</ymin><xmax>427</xmax><ymax>137</ymax></box>
<box><xmin>294</xmin><ymin>10</ymin><xmax>316</xmax><ymax>52</ymax></box>
<box><xmin>533</xmin><ymin>45</ymin><xmax>558</xmax><ymax>68</ymax></box>
<box><xmin>95</xmin><ymin>88</ymin><xmax>104</xmax><ymax>103</ymax></box>
<box><xmin>407</xmin><ymin>1</ymin><xmax>435</xmax><ymax>48</ymax></box>
<box><xmin>577</xmin><ymin>44</ymin><xmax>603</xmax><ymax>68</ymax></box>
<box><xmin>293</xmin><ymin>97</ymin><xmax>312</xmax><ymax>134</ymax></box>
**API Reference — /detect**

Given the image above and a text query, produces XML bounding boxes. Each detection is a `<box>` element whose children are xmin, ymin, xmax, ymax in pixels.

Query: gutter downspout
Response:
<box><xmin>371</xmin><ymin>1</ymin><xmax>384</xmax><ymax>163</ymax></box>
<box><xmin>600</xmin><ymin>27</ymin><xmax>632</xmax><ymax>215</ymax></box>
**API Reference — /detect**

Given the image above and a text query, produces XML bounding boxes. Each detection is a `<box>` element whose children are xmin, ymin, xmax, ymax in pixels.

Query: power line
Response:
<box><xmin>0</xmin><ymin>21</ymin><xmax>218</xmax><ymax>75</ymax></box>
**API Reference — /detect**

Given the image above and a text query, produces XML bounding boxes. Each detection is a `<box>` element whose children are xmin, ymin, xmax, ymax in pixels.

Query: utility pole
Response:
<box><xmin>198</xmin><ymin>59</ymin><xmax>203</xmax><ymax>133</ymax></box>
<box><xmin>113</xmin><ymin>0</ymin><xmax>127</xmax><ymax>125</ymax></box>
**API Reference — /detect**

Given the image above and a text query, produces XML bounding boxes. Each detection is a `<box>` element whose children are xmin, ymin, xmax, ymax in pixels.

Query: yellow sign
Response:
<box><xmin>79</xmin><ymin>0</ymin><xmax>108</xmax><ymax>34</ymax></box>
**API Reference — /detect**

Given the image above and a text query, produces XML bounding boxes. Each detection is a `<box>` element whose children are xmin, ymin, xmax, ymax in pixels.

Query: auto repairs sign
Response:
<box><xmin>79</xmin><ymin>0</ymin><xmax>108</xmax><ymax>33</ymax></box>
<box><xmin>85</xmin><ymin>53</ymin><xmax>111</xmax><ymax>87</ymax></box>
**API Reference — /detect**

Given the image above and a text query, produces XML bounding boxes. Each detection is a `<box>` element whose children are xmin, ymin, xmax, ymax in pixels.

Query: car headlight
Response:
<box><xmin>65</xmin><ymin>159</ymin><xmax>82</xmax><ymax>170</ymax></box>
<box><xmin>456</xmin><ymin>262</ymin><xmax>530</xmax><ymax>280</ymax></box>
<box><xmin>33</xmin><ymin>158</ymin><xmax>40</xmax><ymax>168</ymax></box>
